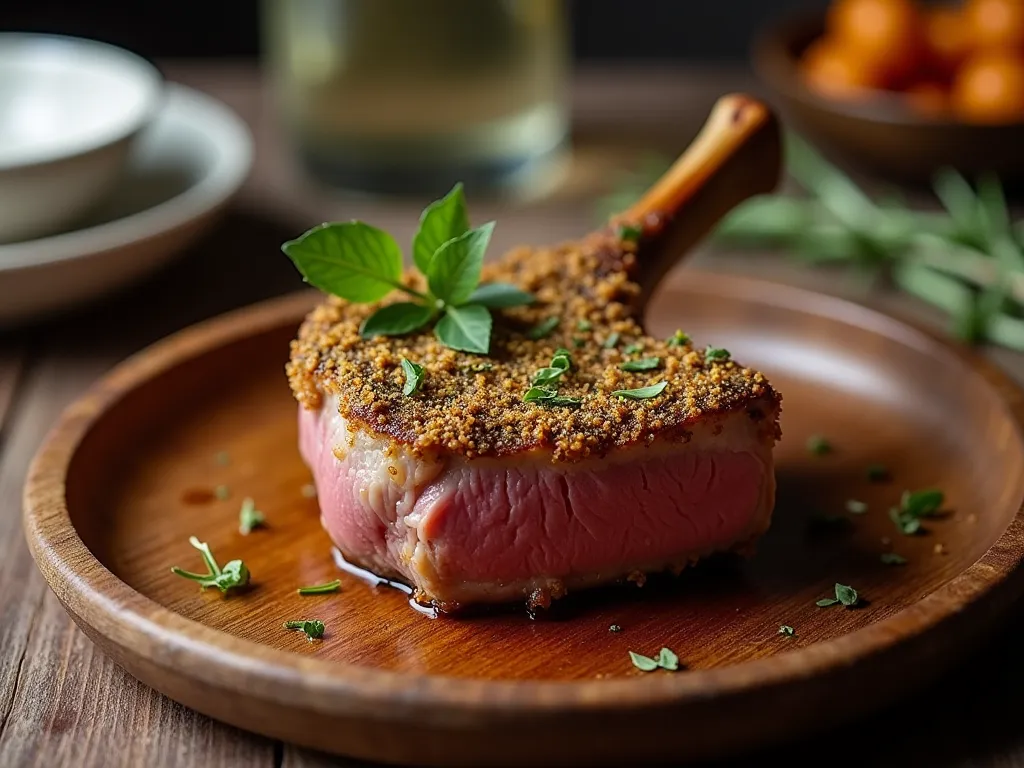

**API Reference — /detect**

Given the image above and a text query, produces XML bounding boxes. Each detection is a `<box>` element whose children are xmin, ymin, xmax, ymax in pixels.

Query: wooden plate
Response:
<box><xmin>23</xmin><ymin>272</ymin><xmax>1024</xmax><ymax>767</ymax></box>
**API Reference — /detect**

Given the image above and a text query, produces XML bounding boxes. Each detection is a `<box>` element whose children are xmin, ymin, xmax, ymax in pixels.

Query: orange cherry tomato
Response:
<box><xmin>826</xmin><ymin>0</ymin><xmax>925</xmax><ymax>85</ymax></box>
<box><xmin>801</xmin><ymin>37</ymin><xmax>886</xmax><ymax>98</ymax></box>
<box><xmin>951</xmin><ymin>49</ymin><xmax>1024</xmax><ymax>123</ymax></box>
<box><xmin>965</xmin><ymin>0</ymin><xmax>1024</xmax><ymax>50</ymax></box>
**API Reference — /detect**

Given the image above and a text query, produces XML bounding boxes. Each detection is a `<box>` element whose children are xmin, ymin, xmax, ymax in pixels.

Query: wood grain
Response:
<box><xmin>22</xmin><ymin>272</ymin><xmax>1024</xmax><ymax>766</ymax></box>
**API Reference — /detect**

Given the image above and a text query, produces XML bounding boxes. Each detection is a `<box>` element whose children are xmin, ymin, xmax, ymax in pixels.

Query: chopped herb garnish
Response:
<box><xmin>867</xmin><ymin>464</ymin><xmax>890</xmax><ymax>482</ymax></box>
<box><xmin>297</xmin><ymin>579</ymin><xmax>342</xmax><ymax>595</ymax></box>
<box><xmin>301</xmin><ymin>483</ymin><xmax>317</xmax><ymax>498</ymax></box>
<box><xmin>619</xmin><ymin>357</ymin><xmax>660</xmax><ymax>372</ymax></box>
<box><xmin>466</xmin><ymin>362</ymin><xmax>493</xmax><ymax>372</ymax></box>
<box><xmin>603</xmin><ymin>332</ymin><xmax>620</xmax><ymax>349</ymax></box>
<box><xmin>171</xmin><ymin>536</ymin><xmax>250</xmax><ymax>594</ymax></box>
<box><xmin>623</xmin><ymin>342</ymin><xmax>644</xmax><ymax>355</ymax></box>
<box><xmin>214</xmin><ymin>485</ymin><xmax>230</xmax><ymax>501</ymax></box>
<box><xmin>400</xmin><ymin>358</ymin><xmax>425</xmax><ymax>396</ymax></box>
<box><xmin>817</xmin><ymin>582</ymin><xmax>859</xmax><ymax>608</ymax></box>
<box><xmin>531</xmin><ymin>367</ymin><xmax>564</xmax><ymax>386</ymax></box>
<box><xmin>609</xmin><ymin>624</ymin><xmax>622</xmax><ymax>633</ymax></box>
<box><xmin>526</xmin><ymin>316</ymin><xmax>559</xmax><ymax>340</ymax></box>
<box><xmin>704</xmin><ymin>346</ymin><xmax>730</xmax><ymax>362</ymax></box>
<box><xmin>238</xmin><ymin>498</ymin><xmax>265</xmax><ymax>535</ymax></box>
<box><xmin>612</xmin><ymin>381</ymin><xmax>667</xmax><ymax>400</ymax></box>
<box><xmin>284</xmin><ymin>619</ymin><xmax>325</xmax><ymax>641</ymax></box>
<box><xmin>889</xmin><ymin>508</ymin><xmax>922</xmax><ymax>535</ymax></box>
<box><xmin>576</xmin><ymin>319</ymin><xmax>592</xmax><ymax>331</ymax></box>
<box><xmin>629</xmin><ymin>651</ymin><xmax>659</xmax><ymax>671</ymax></box>
<box><xmin>629</xmin><ymin>647</ymin><xmax>680</xmax><ymax>672</ymax></box>
<box><xmin>282</xmin><ymin>183</ymin><xmax>532</xmax><ymax>354</ymax></box>
<box><xmin>214</xmin><ymin>451</ymin><xmax>230</xmax><ymax>466</ymax></box>
<box><xmin>572</xmin><ymin>336</ymin><xmax>586</xmax><ymax>348</ymax></box>
<box><xmin>617</xmin><ymin>223</ymin><xmax>643</xmax><ymax>242</ymax></box>
<box><xmin>779</xmin><ymin>625</ymin><xmax>795</xmax><ymax>637</ymax></box>
<box><xmin>890</xmin><ymin>488</ymin><xmax>945</xmax><ymax>535</ymax></box>
<box><xmin>666</xmin><ymin>330</ymin><xmax>691</xmax><ymax>346</ymax></box>
<box><xmin>807</xmin><ymin>435</ymin><xmax>832</xmax><ymax>456</ymax></box>
<box><xmin>523</xmin><ymin>385</ymin><xmax>557</xmax><ymax>403</ymax></box>
<box><xmin>880</xmin><ymin>552</ymin><xmax>908</xmax><ymax>565</ymax></box>
<box><xmin>657</xmin><ymin>647</ymin><xmax>680</xmax><ymax>671</ymax></box>
<box><xmin>845</xmin><ymin>499</ymin><xmax>868</xmax><ymax>515</ymax></box>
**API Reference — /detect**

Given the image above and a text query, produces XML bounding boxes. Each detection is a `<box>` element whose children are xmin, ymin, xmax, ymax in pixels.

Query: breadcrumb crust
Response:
<box><xmin>287</xmin><ymin>230</ymin><xmax>781</xmax><ymax>462</ymax></box>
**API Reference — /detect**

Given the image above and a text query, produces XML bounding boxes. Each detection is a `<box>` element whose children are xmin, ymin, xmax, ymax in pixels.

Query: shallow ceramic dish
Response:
<box><xmin>754</xmin><ymin>13</ymin><xmax>1024</xmax><ymax>185</ymax></box>
<box><xmin>0</xmin><ymin>83</ymin><xmax>252</xmax><ymax>326</ymax></box>
<box><xmin>23</xmin><ymin>274</ymin><xmax>1024</xmax><ymax>766</ymax></box>
<box><xmin>0</xmin><ymin>33</ymin><xmax>164</xmax><ymax>242</ymax></box>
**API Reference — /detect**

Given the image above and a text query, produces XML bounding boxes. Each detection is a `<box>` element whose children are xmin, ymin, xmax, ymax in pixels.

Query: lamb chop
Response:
<box><xmin>287</xmin><ymin>94</ymin><xmax>783</xmax><ymax>612</ymax></box>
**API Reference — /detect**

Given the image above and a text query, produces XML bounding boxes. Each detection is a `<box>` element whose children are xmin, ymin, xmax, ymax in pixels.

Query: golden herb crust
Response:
<box><xmin>287</xmin><ymin>231</ymin><xmax>781</xmax><ymax>462</ymax></box>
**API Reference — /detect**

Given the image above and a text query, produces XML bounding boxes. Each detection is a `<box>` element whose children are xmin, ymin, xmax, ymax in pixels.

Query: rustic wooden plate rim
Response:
<box><xmin>23</xmin><ymin>272</ymin><xmax>1024</xmax><ymax>718</ymax></box>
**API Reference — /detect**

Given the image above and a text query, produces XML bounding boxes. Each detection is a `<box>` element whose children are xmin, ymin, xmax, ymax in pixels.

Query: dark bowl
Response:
<box><xmin>753</xmin><ymin>12</ymin><xmax>1024</xmax><ymax>186</ymax></box>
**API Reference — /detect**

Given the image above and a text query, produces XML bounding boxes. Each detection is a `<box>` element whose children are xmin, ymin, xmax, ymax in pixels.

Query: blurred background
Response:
<box><xmin>2</xmin><ymin>1</ymin><xmax>824</xmax><ymax>60</ymax></box>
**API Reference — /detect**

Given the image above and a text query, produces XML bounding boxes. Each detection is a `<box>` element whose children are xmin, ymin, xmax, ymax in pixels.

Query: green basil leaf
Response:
<box><xmin>282</xmin><ymin>222</ymin><xmax>404</xmax><ymax>303</ymax></box>
<box><xmin>527</xmin><ymin>316</ymin><xmax>560</xmax><ymax>340</ymax></box>
<box><xmin>467</xmin><ymin>282</ymin><xmax>535</xmax><ymax>308</ymax></box>
<box><xmin>612</xmin><ymin>381</ymin><xmax>667</xmax><ymax>400</ymax></box>
<box><xmin>619</xmin><ymin>357</ymin><xmax>660</xmax><ymax>372</ymax></box>
<box><xmin>815</xmin><ymin>598</ymin><xmax>839</xmax><ymax>607</ymax></box>
<box><xmin>628</xmin><ymin>651</ymin><xmax>659</xmax><ymax>672</ymax></box>
<box><xmin>360</xmin><ymin>302</ymin><xmax>433</xmax><ymax>338</ymax></box>
<box><xmin>834</xmin><ymin>583</ymin><xmax>859</xmax><ymax>606</ymax></box>
<box><xmin>412</xmin><ymin>183</ymin><xmax>469</xmax><ymax>274</ymax></box>
<box><xmin>435</xmin><ymin>303</ymin><xmax>492</xmax><ymax>353</ymax></box>
<box><xmin>428</xmin><ymin>222</ymin><xmax>494</xmax><ymax>305</ymax></box>
<box><xmin>401</xmin><ymin>358</ymin><xmax>425</xmax><ymax>396</ymax></box>
<box><xmin>656</xmin><ymin>647</ymin><xmax>679</xmax><ymax>670</ymax></box>
<box><xmin>704</xmin><ymin>346</ymin><xmax>730</xmax><ymax>362</ymax></box>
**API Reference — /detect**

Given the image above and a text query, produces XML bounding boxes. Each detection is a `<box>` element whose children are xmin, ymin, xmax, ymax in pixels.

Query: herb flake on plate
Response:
<box><xmin>238</xmin><ymin>498</ymin><xmax>265</xmax><ymax>535</ymax></box>
<box><xmin>816</xmin><ymin>582</ymin><xmax>859</xmax><ymax>608</ymax></box>
<box><xmin>298</xmin><ymin>579</ymin><xmax>342</xmax><ymax>595</ymax></box>
<box><xmin>284</xmin><ymin>619</ymin><xmax>325</xmax><ymax>641</ymax></box>
<box><xmin>629</xmin><ymin>647</ymin><xmax>680</xmax><ymax>672</ymax></box>
<box><xmin>778</xmin><ymin>625</ymin><xmax>795</xmax><ymax>637</ymax></box>
<box><xmin>806</xmin><ymin>435</ymin><xmax>832</xmax><ymax>456</ymax></box>
<box><xmin>171</xmin><ymin>536</ymin><xmax>250</xmax><ymax>594</ymax></box>
<box><xmin>704</xmin><ymin>346</ymin><xmax>730</xmax><ymax>362</ymax></box>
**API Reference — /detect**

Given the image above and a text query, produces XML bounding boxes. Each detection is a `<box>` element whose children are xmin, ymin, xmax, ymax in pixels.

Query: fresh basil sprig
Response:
<box><xmin>282</xmin><ymin>184</ymin><xmax>533</xmax><ymax>354</ymax></box>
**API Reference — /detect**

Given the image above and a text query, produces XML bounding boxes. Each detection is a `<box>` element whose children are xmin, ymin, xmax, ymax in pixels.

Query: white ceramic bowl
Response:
<box><xmin>0</xmin><ymin>84</ymin><xmax>252</xmax><ymax>325</ymax></box>
<box><xmin>0</xmin><ymin>33</ymin><xmax>163</xmax><ymax>243</ymax></box>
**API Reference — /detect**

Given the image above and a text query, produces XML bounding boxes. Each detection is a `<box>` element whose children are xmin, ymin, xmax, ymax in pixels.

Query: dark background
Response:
<box><xmin>1</xmin><ymin>0</ymin><xmax>828</xmax><ymax>61</ymax></box>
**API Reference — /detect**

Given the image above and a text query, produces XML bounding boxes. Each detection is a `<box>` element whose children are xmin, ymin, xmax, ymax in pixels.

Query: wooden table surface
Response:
<box><xmin>3</xmin><ymin>62</ymin><xmax>1024</xmax><ymax>768</ymax></box>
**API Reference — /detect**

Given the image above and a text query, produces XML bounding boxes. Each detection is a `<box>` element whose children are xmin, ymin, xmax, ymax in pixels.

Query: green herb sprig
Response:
<box><xmin>401</xmin><ymin>358</ymin><xmax>425</xmax><ymax>396</ymax></box>
<box><xmin>284</xmin><ymin>619</ymin><xmax>325</xmax><ymax>641</ymax></box>
<box><xmin>524</xmin><ymin>349</ymin><xmax>580</xmax><ymax>407</ymax></box>
<box><xmin>283</xmin><ymin>184</ymin><xmax>533</xmax><ymax>354</ymax></box>
<box><xmin>171</xmin><ymin>536</ymin><xmax>250</xmax><ymax>593</ymax></box>
<box><xmin>604</xmin><ymin>136</ymin><xmax>1024</xmax><ymax>351</ymax></box>
<box><xmin>612</xmin><ymin>381</ymin><xmax>667</xmax><ymax>400</ymax></box>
